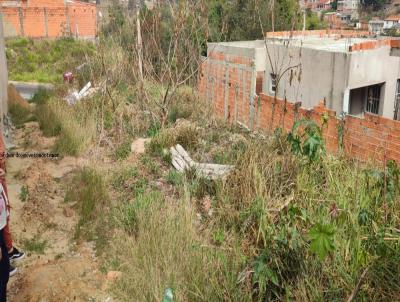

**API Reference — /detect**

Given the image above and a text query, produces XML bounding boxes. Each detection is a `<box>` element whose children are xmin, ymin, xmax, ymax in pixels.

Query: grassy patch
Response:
<box><xmin>23</xmin><ymin>235</ymin><xmax>47</xmax><ymax>254</ymax></box>
<box><xmin>110</xmin><ymin>190</ymin><xmax>248</xmax><ymax>301</ymax></box>
<box><xmin>65</xmin><ymin>168</ymin><xmax>109</xmax><ymax>240</ymax></box>
<box><xmin>36</xmin><ymin>98</ymin><xmax>96</xmax><ymax>155</ymax></box>
<box><xmin>30</xmin><ymin>88</ymin><xmax>53</xmax><ymax>104</ymax></box>
<box><xmin>114</xmin><ymin>140</ymin><xmax>131</xmax><ymax>161</ymax></box>
<box><xmin>147</xmin><ymin>124</ymin><xmax>200</xmax><ymax>157</ymax></box>
<box><xmin>6</xmin><ymin>37</ymin><xmax>95</xmax><ymax>84</ymax></box>
<box><xmin>165</xmin><ymin>169</ymin><xmax>183</xmax><ymax>186</ymax></box>
<box><xmin>113</xmin><ymin>191</ymin><xmax>162</xmax><ymax>236</ymax></box>
<box><xmin>19</xmin><ymin>185</ymin><xmax>29</xmax><ymax>202</ymax></box>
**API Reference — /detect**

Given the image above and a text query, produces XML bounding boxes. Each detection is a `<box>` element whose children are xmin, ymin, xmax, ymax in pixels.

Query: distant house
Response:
<box><xmin>303</xmin><ymin>0</ymin><xmax>333</xmax><ymax>12</ymax></box>
<box><xmin>337</xmin><ymin>0</ymin><xmax>359</xmax><ymax>20</ymax></box>
<box><xmin>324</xmin><ymin>12</ymin><xmax>342</xmax><ymax>29</ymax></box>
<box><xmin>0</xmin><ymin>0</ymin><xmax>97</xmax><ymax>39</ymax></box>
<box><xmin>384</xmin><ymin>15</ymin><xmax>400</xmax><ymax>29</ymax></box>
<box><xmin>369</xmin><ymin>19</ymin><xmax>385</xmax><ymax>34</ymax></box>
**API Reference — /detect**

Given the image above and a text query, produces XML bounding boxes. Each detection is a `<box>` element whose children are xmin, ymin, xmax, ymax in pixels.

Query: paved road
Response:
<box><xmin>9</xmin><ymin>81</ymin><xmax>54</xmax><ymax>100</ymax></box>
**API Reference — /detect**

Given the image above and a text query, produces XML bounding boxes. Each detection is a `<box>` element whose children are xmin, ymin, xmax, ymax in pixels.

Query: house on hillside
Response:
<box><xmin>337</xmin><ymin>0</ymin><xmax>359</xmax><ymax>20</ymax></box>
<box><xmin>0</xmin><ymin>0</ymin><xmax>97</xmax><ymax>38</ymax></box>
<box><xmin>369</xmin><ymin>19</ymin><xmax>385</xmax><ymax>34</ymax></box>
<box><xmin>384</xmin><ymin>15</ymin><xmax>400</xmax><ymax>29</ymax></box>
<box><xmin>324</xmin><ymin>12</ymin><xmax>344</xmax><ymax>29</ymax></box>
<box><xmin>303</xmin><ymin>0</ymin><xmax>333</xmax><ymax>12</ymax></box>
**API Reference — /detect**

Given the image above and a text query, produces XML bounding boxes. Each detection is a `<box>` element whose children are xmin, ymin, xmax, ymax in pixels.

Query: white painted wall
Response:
<box><xmin>348</xmin><ymin>46</ymin><xmax>400</xmax><ymax>118</ymax></box>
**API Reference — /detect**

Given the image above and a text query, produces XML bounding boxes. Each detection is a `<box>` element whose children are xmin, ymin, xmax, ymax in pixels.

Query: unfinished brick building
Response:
<box><xmin>198</xmin><ymin>30</ymin><xmax>400</xmax><ymax>164</ymax></box>
<box><xmin>0</xmin><ymin>0</ymin><xmax>97</xmax><ymax>39</ymax></box>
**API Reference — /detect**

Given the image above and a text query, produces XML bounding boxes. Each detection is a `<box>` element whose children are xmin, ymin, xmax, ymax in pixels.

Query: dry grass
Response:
<box><xmin>36</xmin><ymin>98</ymin><xmax>97</xmax><ymax>156</ymax></box>
<box><xmin>109</xmin><ymin>187</ymin><xmax>249</xmax><ymax>302</ymax></box>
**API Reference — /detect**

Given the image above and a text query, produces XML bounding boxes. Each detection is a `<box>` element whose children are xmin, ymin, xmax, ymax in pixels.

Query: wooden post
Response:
<box><xmin>18</xmin><ymin>8</ymin><xmax>24</xmax><ymax>36</ymax></box>
<box><xmin>44</xmin><ymin>8</ymin><xmax>48</xmax><ymax>38</ymax></box>
<box><xmin>136</xmin><ymin>2</ymin><xmax>143</xmax><ymax>81</ymax></box>
<box><xmin>66</xmin><ymin>7</ymin><xmax>71</xmax><ymax>35</ymax></box>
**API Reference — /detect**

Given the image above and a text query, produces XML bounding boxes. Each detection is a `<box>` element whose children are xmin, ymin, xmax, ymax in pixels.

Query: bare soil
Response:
<box><xmin>6</xmin><ymin>122</ymin><xmax>111</xmax><ymax>302</ymax></box>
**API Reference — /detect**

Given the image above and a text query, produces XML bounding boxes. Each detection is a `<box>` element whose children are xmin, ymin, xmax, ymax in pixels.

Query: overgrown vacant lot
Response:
<box><xmin>15</xmin><ymin>86</ymin><xmax>400</xmax><ymax>301</ymax></box>
<box><xmin>6</xmin><ymin>21</ymin><xmax>400</xmax><ymax>302</ymax></box>
<box><xmin>5</xmin><ymin>37</ymin><xmax>95</xmax><ymax>83</ymax></box>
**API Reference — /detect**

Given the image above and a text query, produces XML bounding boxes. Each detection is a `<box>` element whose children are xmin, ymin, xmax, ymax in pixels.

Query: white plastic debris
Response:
<box><xmin>65</xmin><ymin>82</ymin><xmax>98</xmax><ymax>105</ymax></box>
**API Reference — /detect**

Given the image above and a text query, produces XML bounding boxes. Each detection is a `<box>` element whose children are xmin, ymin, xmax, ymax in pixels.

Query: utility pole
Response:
<box><xmin>136</xmin><ymin>0</ymin><xmax>143</xmax><ymax>81</ymax></box>
<box><xmin>0</xmin><ymin>12</ymin><xmax>8</xmax><ymax>125</ymax></box>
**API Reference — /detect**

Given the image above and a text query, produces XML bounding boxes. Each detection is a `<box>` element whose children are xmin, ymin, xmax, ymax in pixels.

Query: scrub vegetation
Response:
<box><xmin>5</xmin><ymin>1</ymin><xmax>400</xmax><ymax>301</ymax></box>
<box><xmin>5</xmin><ymin>37</ymin><xmax>95</xmax><ymax>84</ymax></box>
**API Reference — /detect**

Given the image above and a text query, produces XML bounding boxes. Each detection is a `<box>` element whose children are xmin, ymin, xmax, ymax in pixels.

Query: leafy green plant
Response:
<box><xmin>212</xmin><ymin>229</ymin><xmax>225</xmax><ymax>245</ymax></box>
<box><xmin>252</xmin><ymin>250</ymin><xmax>280</xmax><ymax>300</ymax></box>
<box><xmin>364</xmin><ymin>160</ymin><xmax>400</xmax><ymax>204</ymax></box>
<box><xmin>308</xmin><ymin>223</ymin><xmax>335</xmax><ymax>260</ymax></box>
<box><xmin>287</xmin><ymin>119</ymin><xmax>325</xmax><ymax>161</ymax></box>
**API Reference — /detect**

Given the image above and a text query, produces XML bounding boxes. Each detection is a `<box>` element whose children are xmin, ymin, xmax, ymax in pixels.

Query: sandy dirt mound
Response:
<box><xmin>7</xmin><ymin>84</ymin><xmax>31</xmax><ymax>111</ymax></box>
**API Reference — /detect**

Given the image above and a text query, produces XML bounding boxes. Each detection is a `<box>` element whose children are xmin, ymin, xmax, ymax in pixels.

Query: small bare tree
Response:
<box><xmin>133</xmin><ymin>1</ymin><xmax>207</xmax><ymax>127</ymax></box>
<box><xmin>257</xmin><ymin>4</ymin><xmax>303</xmax><ymax>131</ymax></box>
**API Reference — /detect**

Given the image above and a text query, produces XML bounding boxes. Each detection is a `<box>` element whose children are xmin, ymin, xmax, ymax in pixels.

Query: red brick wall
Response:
<box><xmin>199</xmin><ymin>53</ymin><xmax>256</xmax><ymax>125</ymax></box>
<box><xmin>0</xmin><ymin>1</ymin><xmax>96</xmax><ymax>38</ymax></box>
<box><xmin>199</xmin><ymin>59</ymin><xmax>400</xmax><ymax>164</ymax></box>
<box><xmin>257</xmin><ymin>94</ymin><xmax>400</xmax><ymax>164</ymax></box>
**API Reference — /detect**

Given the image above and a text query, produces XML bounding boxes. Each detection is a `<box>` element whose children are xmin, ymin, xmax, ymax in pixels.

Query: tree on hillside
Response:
<box><xmin>207</xmin><ymin>0</ymin><xmax>302</xmax><ymax>42</ymax></box>
<box><xmin>360</xmin><ymin>0</ymin><xmax>386</xmax><ymax>11</ymax></box>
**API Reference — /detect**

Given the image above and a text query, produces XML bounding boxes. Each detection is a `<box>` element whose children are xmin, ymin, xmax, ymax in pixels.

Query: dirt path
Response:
<box><xmin>5</xmin><ymin>122</ymin><xmax>111</xmax><ymax>302</ymax></box>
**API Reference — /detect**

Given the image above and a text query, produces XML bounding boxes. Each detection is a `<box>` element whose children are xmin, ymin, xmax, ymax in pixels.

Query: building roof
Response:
<box><xmin>210</xmin><ymin>31</ymin><xmax>398</xmax><ymax>54</ymax></box>
<box><xmin>268</xmin><ymin>36</ymin><xmax>379</xmax><ymax>52</ymax></box>
<box><xmin>369</xmin><ymin>20</ymin><xmax>384</xmax><ymax>24</ymax></box>
<box><xmin>385</xmin><ymin>15</ymin><xmax>400</xmax><ymax>21</ymax></box>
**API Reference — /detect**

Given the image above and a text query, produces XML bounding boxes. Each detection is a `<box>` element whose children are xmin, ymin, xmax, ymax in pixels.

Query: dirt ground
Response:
<box><xmin>5</xmin><ymin>122</ymin><xmax>111</xmax><ymax>302</ymax></box>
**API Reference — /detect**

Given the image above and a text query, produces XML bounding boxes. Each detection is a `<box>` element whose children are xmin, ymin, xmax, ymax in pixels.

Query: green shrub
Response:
<box><xmin>147</xmin><ymin>130</ymin><xmax>175</xmax><ymax>156</ymax></box>
<box><xmin>30</xmin><ymin>88</ymin><xmax>53</xmax><ymax>105</ymax></box>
